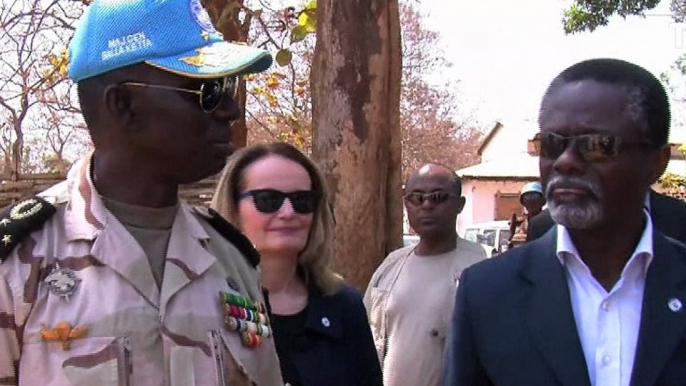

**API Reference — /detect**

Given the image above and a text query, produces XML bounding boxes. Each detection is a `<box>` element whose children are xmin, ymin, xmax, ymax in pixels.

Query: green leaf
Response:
<box><xmin>275</xmin><ymin>49</ymin><xmax>293</xmax><ymax>66</ymax></box>
<box><xmin>291</xmin><ymin>25</ymin><xmax>308</xmax><ymax>43</ymax></box>
<box><xmin>298</xmin><ymin>9</ymin><xmax>317</xmax><ymax>33</ymax></box>
<box><xmin>298</xmin><ymin>1</ymin><xmax>317</xmax><ymax>33</ymax></box>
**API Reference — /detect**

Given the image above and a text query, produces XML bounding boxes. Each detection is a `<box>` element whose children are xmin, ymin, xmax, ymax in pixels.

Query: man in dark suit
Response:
<box><xmin>527</xmin><ymin>190</ymin><xmax>686</xmax><ymax>243</ymax></box>
<box><xmin>443</xmin><ymin>58</ymin><xmax>686</xmax><ymax>386</ymax></box>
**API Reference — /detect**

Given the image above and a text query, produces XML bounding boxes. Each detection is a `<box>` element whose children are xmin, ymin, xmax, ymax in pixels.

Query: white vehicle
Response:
<box><xmin>402</xmin><ymin>234</ymin><xmax>420</xmax><ymax>247</ymax></box>
<box><xmin>463</xmin><ymin>220</ymin><xmax>511</xmax><ymax>257</ymax></box>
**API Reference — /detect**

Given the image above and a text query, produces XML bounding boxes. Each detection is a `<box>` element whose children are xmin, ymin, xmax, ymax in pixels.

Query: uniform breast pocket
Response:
<box><xmin>210</xmin><ymin>329</ymin><xmax>255</xmax><ymax>386</ymax></box>
<box><xmin>20</xmin><ymin>336</ymin><xmax>131</xmax><ymax>386</ymax></box>
<box><xmin>177</xmin><ymin>330</ymin><xmax>254</xmax><ymax>386</ymax></box>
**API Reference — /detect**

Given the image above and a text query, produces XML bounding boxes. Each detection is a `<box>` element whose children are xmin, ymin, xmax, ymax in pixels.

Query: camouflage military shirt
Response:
<box><xmin>0</xmin><ymin>154</ymin><xmax>283</xmax><ymax>386</ymax></box>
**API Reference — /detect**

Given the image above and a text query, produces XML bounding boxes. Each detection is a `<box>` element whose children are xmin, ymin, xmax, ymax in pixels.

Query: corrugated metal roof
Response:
<box><xmin>457</xmin><ymin>152</ymin><xmax>539</xmax><ymax>179</ymax></box>
<box><xmin>457</xmin><ymin>153</ymin><xmax>686</xmax><ymax>179</ymax></box>
<box><xmin>476</xmin><ymin>122</ymin><xmax>503</xmax><ymax>156</ymax></box>
<box><xmin>458</xmin><ymin>119</ymin><xmax>686</xmax><ymax>180</ymax></box>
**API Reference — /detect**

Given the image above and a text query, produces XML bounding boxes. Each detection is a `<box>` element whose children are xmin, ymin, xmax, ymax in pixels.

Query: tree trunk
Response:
<box><xmin>311</xmin><ymin>0</ymin><xmax>403</xmax><ymax>291</ymax></box>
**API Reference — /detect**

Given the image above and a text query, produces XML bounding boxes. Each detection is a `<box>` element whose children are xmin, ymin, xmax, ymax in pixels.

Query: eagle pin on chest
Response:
<box><xmin>44</xmin><ymin>261</ymin><xmax>81</xmax><ymax>301</ymax></box>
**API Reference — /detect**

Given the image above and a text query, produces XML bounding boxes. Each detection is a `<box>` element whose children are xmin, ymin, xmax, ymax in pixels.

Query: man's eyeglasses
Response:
<box><xmin>121</xmin><ymin>76</ymin><xmax>238</xmax><ymax>113</ymax></box>
<box><xmin>239</xmin><ymin>189</ymin><xmax>319</xmax><ymax>214</ymax></box>
<box><xmin>532</xmin><ymin>131</ymin><xmax>653</xmax><ymax>162</ymax></box>
<box><xmin>404</xmin><ymin>191</ymin><xmax>455</xmax><ymax>206</ymax></box>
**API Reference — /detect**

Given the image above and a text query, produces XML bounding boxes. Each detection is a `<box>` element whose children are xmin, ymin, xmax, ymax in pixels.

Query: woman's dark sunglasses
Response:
<box><xmin>532</xmin><ymin>131</ymin><xmax>653</xmax><ymax>162</ymax></box>
<box><xmin>121</xmin><ymin>75</ymin><xmax>238</xmax><ymax>113</ymax></box>
<box><xmin>404</xmin><ymin>191</ymin><xmax>455</xmax><ymax>206</ymax></box>
<box><xmin>239</xmin><ymin>189</ymin><xmax>318</xmax><ymax>214</ymax></box>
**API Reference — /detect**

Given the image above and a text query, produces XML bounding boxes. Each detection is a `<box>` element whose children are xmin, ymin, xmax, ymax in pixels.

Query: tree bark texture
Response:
<box><xmin>311</xmin><ymin>0</ymin><xmax>403</xmax><ymax>291</ymax></box>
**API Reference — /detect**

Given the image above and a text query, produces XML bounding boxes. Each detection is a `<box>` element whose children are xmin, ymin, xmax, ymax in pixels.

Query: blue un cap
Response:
<box><xmin>520</xmin><ymin>181</ymin><xmax>543</xmax><ymax>202</ymax></box>
<box><xmin>68</xmin><ymin>0</ymin><xmax>273</xmax><ymax>82</ymax></box>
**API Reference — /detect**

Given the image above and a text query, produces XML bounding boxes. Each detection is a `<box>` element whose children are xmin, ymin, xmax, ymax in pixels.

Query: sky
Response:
<box><xmin>421</xmin><ymin>0</ymin><xmax>686</xmax><ymax>130</ymax></box>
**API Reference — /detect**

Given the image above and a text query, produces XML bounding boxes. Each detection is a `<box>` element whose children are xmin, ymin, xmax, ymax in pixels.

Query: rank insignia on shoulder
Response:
<box><xmin>193</xmin><ymin>206</ymin><xmax>260</xmax><ymax>268</ymax></box>
<box><xmin>0</xmin><ymin>197</ymin><xmax>56</xmax><ymax>262</ymax></box>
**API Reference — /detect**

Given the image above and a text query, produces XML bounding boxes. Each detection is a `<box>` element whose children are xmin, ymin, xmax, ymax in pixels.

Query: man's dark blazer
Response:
<box><xmin>527</xmin><ymin>190</ymin><xmax>686</xmax><ymax>243</ymax></box>
<box><xmin>443</xmin><ymin>228</ymin><xmax>686</xmax><ymax>386</ymax></box>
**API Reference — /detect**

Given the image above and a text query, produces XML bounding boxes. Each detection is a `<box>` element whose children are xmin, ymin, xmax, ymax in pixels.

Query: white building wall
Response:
<box><xmin>457</xmin><ymin>179</ymin><xmax>530</xmax><ymax>236</ymax></box>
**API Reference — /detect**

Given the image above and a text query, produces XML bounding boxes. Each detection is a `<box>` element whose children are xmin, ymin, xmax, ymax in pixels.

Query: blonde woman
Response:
<box><xmin>211</xmin><ymin>142</ymin><xmax>382</xmax><ymax>386</ymax></box>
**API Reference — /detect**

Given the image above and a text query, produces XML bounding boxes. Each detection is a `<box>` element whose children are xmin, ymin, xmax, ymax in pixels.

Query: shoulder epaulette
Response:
<box><xmin>194</xmin><ymin>206</ymin><xmax>260</xmax><ymax>268</ymax></box>
<box><xmin>0</xmin><ymin>197</ymin><xmax>56</xmax><ymax>262</ymax></box>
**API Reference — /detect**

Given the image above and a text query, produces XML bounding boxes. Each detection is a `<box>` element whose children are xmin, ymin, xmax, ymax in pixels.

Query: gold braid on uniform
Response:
<box><xmin>0</xmin><ymin>197</ymin><xmax>56</xmax><ymax>262</ymax></box>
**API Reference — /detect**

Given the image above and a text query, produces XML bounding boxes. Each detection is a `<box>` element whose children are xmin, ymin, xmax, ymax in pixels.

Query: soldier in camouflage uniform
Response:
<box><xmin>0</xmin><ymin>0</ymin><xmax>283</xmax><ymax>384</ymax></box>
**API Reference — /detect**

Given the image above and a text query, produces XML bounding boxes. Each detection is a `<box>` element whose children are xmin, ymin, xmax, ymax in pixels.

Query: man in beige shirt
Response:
<box><xmin>364</xmin><ymin>163</ymin><xmax>486</xmax><ymax>386</ymax></box>
<box><xmin>0</xmin><ymin>0</ymin><xmax>283</xmax><ymax>384</ymax></box>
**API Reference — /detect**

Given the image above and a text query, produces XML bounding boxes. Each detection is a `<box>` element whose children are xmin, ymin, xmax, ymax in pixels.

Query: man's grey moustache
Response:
<box><xmin>546</xmin><ymin>180</ymin><xmax>602</xmax><ymax>200</ymax></box>
<box><xmin>547</xmin><ymin>183</ymin><xmax>595</xmax><ymax>192</ymax></box>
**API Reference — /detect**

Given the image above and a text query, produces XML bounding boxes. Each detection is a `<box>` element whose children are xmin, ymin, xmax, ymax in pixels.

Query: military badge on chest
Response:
<box><xmin>45</xmin><ymin>261</ymin><xmax>81</xmax><ymax>301</ymax></box>
<box><xmin>40</xmin><ymin>322</ymin><xmax>88</xmax><ymax>351</ymax></box>
<box><xmin>219</xmin><ymin>291</ymin><xmax>272</xmax><ymax>348</ymax></box>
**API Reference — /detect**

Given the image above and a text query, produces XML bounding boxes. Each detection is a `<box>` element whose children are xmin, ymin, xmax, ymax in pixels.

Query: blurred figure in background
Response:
<box><xmin>508</xmin><ymin>181</ymin><xmax>546</xmax><ymax>248</ymax></box>
<box><xmin>364</xmin><ymin>163</ymin><xmax>486</xmax><ymax>386</ymax></box>
<box><xmin>211</xmin><ymin>142</ymin><xmax>382</xmax><ymax>386</ymax></box>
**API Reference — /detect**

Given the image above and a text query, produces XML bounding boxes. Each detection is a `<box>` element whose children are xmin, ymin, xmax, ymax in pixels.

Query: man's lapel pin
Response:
<box><xmin>668</xmin><ymin>297</ymin><xmax>683</xmax><ymax>313</ymax></box>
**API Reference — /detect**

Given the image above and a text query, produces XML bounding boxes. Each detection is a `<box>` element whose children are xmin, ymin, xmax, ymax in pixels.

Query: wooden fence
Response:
<box><xmin>0</xmin><ymin>174</ymin><xmax>64</xmax><ymax>208</ymax></box>
<box><xmin>0</xmin><ymin>173</ymin><xmax>221</xmax><ymax>208</ymax></box>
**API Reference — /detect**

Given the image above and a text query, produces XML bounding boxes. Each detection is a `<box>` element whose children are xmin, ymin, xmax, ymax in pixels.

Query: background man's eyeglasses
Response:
<box><xmin>239</xmin><ymin>189</ymin><xmax>318</xmax><ymax>214</ymax></box>
<box><xmin>532</xmin><ymin>131</ymin><xmax>653</xmax><ymax>162</ymax></box>
<box><xmin>121</xmin><ymin>76</ymin><xmax>238</xmax><ymax>113</ymax></box>
<box><xmin>404</xmin><ymin>191</ymin><xmax>455</xmax><ymax>206</ymax></box>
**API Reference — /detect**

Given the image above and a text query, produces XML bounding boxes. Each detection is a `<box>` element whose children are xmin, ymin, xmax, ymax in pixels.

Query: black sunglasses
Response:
<box><xmin>532</xmin><ymin>131</ymin><xmax>652</xmax><ymax>162</ymax></box>
<box><xmin>239</xmin><ymin>189</ymin><xmax>318</xmax><ymax>214</ymax></box>
<box><xmin>121</xmin><ymin>75</ymin><xmax>238</xmax><ymax>113</ymax></box>
<box><xmin>404</xmin><ymin>191</ymin><xmax>455</xmax><ymax>206</ymax></box>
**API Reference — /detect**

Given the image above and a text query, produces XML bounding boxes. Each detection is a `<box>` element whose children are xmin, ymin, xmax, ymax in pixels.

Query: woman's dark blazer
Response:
<box><xmin>285</xmin><ymin>283</ymin><xmax>383</xmax><ymax>386</ymax></box>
